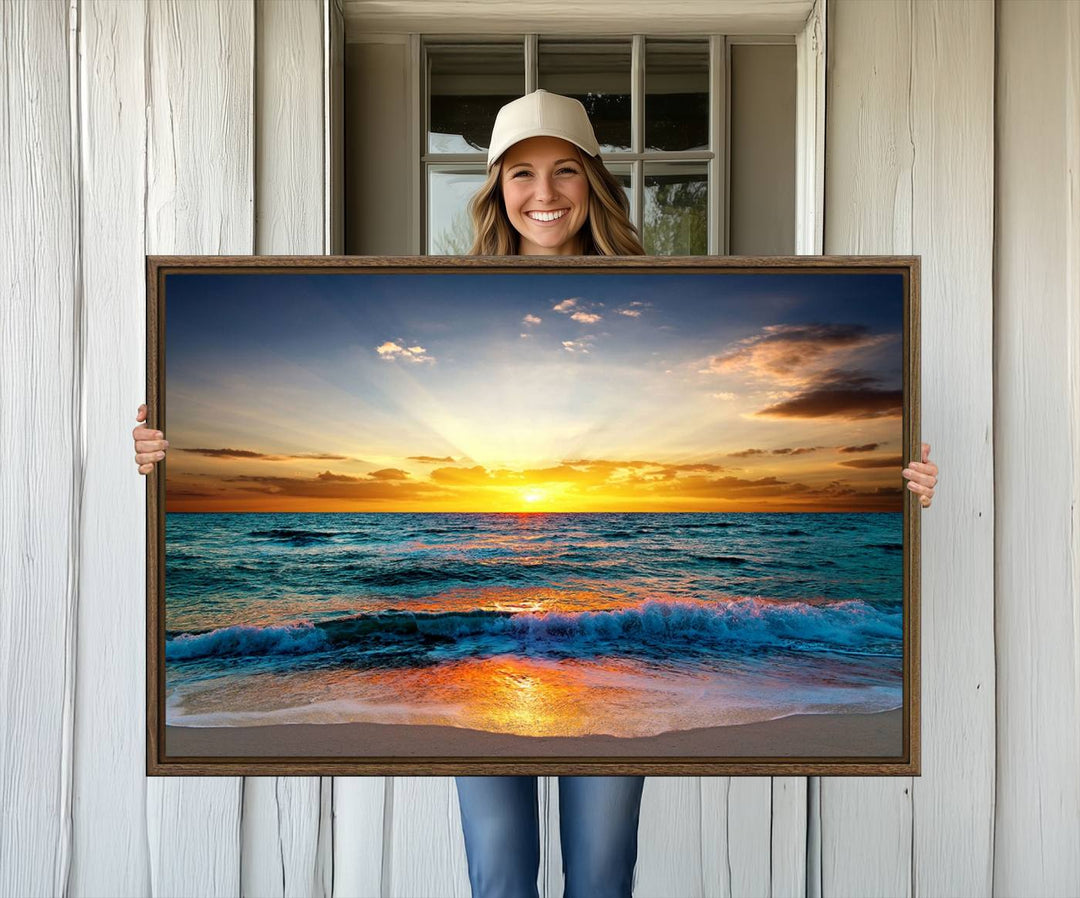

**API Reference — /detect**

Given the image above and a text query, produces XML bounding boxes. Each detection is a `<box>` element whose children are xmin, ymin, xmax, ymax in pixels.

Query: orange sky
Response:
<box><xmin>166</xmin><ymin>445</ymin><xmax>904</xmax><ymax>513</ymax></box>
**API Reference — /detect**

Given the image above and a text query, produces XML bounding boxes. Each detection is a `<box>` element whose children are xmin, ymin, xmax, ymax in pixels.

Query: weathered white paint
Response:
<box><xmin>255</xmin><ymin>0</ymin><xmax>326</xmax><ymax>257</ymax></box>
<box><xmin>770</xmin><ymin>776</ymin><xmax>809</xmax><ymax>897</ymax></box>
<box><xmin>386</xmin><ymin>777</ymin><xmax>471</xmax><ymax>898</ymax></box>
<box><xmin>333</xmin><ymin>777</ymin><xmax>386</xmax><ymax>896</ymax></box>
<box><xmin>244</xmin><ymin>3</ymin><xmax>329</xmax><ymax>896</ymax></box>
<box><xmin>823</xmin><ymin>3</ymin><xmax>996</xmax><ymax>898</ymax></box>
<box><xmin>636</xmin><ymin>777</ymin><xmax>706</xmax><ymax>896</ymax></box>
<box><xmin>69</xmin><ymin>1</ymin><xmax>151</xmax><ymax>895</ymax></box>
<box><xmin>907</xmin><ymin>3</ymin><xmax>996</xmax><ymax>895</ymax></box>
<box><xmin>341</xmin><ymin>0</ymin><xmax>815</xmax><ymax>38</ymax></box>
<box><xmin>144</xmin><ymin>1</ymin><xmax>253</xmax><ymax>893</ymax></box>
<box><xmin>994</xmin><ymin>0</ymin><xmax>1080</xmax><ymax>892</ymax></box>
<box><xmin>0</xmin><ymin>0</ymin><xmax>78</xmax><ymax>895</ymax></box>
<box><xmin>822</xmin><ymin>7</ymin><xmax>915</xmax><ymax>892</ymax></box>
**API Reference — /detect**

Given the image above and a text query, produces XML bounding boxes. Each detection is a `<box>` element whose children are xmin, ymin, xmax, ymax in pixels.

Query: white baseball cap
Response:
<box><xmin>486</xmin><ymin>89</ymin><xmax>601</xmax><ymax>169</ymax></box>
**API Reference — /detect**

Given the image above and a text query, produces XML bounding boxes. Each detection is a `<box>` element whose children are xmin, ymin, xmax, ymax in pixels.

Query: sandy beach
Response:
<box><xmin>166</xmin><ymin>707</ymin><xmax>902</xmax><ymax>759</ymax></box>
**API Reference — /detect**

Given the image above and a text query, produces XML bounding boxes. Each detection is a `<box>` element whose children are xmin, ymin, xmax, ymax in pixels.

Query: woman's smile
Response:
<box><xmin>526</xmin><ymin>208</ymin><xmax>569</xmax><ymax>222</ymax></box>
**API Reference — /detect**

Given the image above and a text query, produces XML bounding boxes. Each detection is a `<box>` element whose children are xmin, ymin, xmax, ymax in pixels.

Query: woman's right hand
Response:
<box><xmin>133</xmin><ymin>403</ymin><xmax>169</xmax><ymax>474</ymax></box>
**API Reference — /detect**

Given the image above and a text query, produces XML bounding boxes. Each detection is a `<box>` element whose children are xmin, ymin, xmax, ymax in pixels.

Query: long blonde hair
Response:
<box><xmin>468</xmin><ymin>150</ymin><xmax>645</xmax><ymax>256</ymax></box>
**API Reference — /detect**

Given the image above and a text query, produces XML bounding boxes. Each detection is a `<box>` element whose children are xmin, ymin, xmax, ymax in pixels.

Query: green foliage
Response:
<box><xmin>643</xmin><ymin>178</ymin><xmax>708</xmax><ymax>256</ymax></box>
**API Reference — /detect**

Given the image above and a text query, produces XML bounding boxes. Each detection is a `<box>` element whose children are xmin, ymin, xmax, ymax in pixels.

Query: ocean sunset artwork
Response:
<box><xmin>160</xmin><ymin>265</ymin><xmax>912</xmax><ymax>764</ymax></box>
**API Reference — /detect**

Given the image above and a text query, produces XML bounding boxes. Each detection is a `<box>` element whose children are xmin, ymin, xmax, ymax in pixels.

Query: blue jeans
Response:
<box><xmin>454</xmin><ymin>775</ymin><xmax>646</xmax><ymax>898</ymax></box>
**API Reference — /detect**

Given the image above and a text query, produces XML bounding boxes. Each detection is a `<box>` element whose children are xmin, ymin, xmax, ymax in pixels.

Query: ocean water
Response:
<box><xmin>164</xmin><ymin>512</ymin><xmax>904</xmax><ymax>737</ymax></box>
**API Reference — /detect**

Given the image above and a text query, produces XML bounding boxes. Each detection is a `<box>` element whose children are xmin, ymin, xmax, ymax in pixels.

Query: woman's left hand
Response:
<box><xmin>902</xmin><ymin>442</ymin><xmax>938</xmax><ymax>509</ymax></box>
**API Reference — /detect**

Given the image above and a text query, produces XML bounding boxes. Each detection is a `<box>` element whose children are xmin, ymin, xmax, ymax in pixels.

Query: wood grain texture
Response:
<box><xmin>770</xmin><ymin>776</ymin><xmax>808</xmax><ymax>898</ymax></box>
<box><xmin>0</xmin><ymin>1</ymin><xmax>78</xmax><ymax>896</ymax></box>
<box><xmin>697</xmin><ymin>778</ymin><xmax>774</xmax><ymax>898</ymax></box>
<box><xmin>822</xmin><ymin>2</ymin><xmax>915</xmax><ymax>894</ymax></box>
<box><xmin>994</xmin><ymin>1</ymin><xmax>1080</xmax><ymax>892</ymax></box>
<box><xmin>538</xmin><ymin>776</ymin><xmax>559</xmax><ymax>898</ymax></box>
<box><xmin>244</xmin><ymin>3</ymin><xmax>331</xmax><ymax>896</ymax></box>
<box><xmin>69</xmin><ymin>1</ymin><xmax>152</xmax><ymax>895</ymax></box>
<box><xmin>385</xmin><ymin>777</ymin><xmax>471</xmax><ymax>898</ymax></box>
<box><xmin>332</xmin><ymin>778</ymin><xmax>386</xmax><ymax>897</ymax></box>
<box><xmin>255</xmin><ymin>0</ymin><xmax>324</xmax><ymax>256</ymax></box>
<box><xmin>825</xmin><ymin>2</ymin><xmax>997</xmax><ymax>896</ymax></box>
<box><xmin>144</xmin><ymin>1</ymin><xmax>254</xmax><ymax>894</ymax></box>
<box><xmin>727</xmin><ymin>778</ymin><xmax>773</xmax><ymax>895</ymax></box>
<box><xmin>636</xmin><ymin>777</ymin><xmax>703</xmax><ymax>896</ymax></box>
<box><xmin>241</xmin><ymin>778</ymin><xmax>326</xmax><ymax>898</ymax></box>
<box><xmin>908</xmin><ymin>2</ymin><xmax>995</xmax><ymax>896</ymax></box>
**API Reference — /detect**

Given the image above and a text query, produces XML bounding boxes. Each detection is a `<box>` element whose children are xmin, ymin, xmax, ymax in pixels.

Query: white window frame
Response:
<box><xmin>399</xmin><ymin>0</ymin><xmax>826</xmax><ymax>256</ymax></box>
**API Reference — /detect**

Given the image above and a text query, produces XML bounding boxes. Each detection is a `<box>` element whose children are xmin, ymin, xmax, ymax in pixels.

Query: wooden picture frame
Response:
<box><xmin>146</xmin><ymin>255</ymin><xmax>920</xmax><ymax>776</ymax></box>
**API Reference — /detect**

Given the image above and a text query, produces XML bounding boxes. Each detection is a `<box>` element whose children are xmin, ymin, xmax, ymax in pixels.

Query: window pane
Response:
<box><xmin>538</xmin><ymin>40</ymin><xmax>631</xmax><ymax>153</ymax></box>
<box><xmin>428</xmin><ymin>167</ymin><xmax>487</xmax><ymax>254</ymax></box>
<box><xmin>645</xmin><ymin>40</ymin><xmax>709</xmax><ymax>152</ymax></box>
<box><xmin>643</xmin><ymin>163</ymin><xmax>708</xmax><ymax>255</ymax></box>
<box><xmin>428</xmin><ymin>44</ymin><xmax>524</xmax><ymax>154</ymax></box>
<box><xmin>603</xmin><ymin>163</ymin><xmax>634</xmax><ymax>221</ymax></box>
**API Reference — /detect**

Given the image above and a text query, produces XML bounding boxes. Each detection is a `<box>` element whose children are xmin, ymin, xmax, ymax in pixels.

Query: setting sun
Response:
<box><xmin>522</xmin><ymin>488</ymin><xmax>546</xmax><ymax>504</ymax></box>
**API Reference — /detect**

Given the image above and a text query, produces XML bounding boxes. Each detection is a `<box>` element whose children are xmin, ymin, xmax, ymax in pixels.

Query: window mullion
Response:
<box><xmin>525</xmin><ymin>34</ymin><xmax>537</xmax><ymax>93</ymax></box>
<box><xmin>708</xmin><ymin>35</ymin><xmax>726</xmax><ymax>257</ymax></box>
<box><xmin>631</xmin><ymin>34</ymin><xmax>645</xmax><ymax>235</ymax></box>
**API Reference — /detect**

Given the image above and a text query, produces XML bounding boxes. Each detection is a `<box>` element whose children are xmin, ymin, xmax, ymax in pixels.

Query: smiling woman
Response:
<box><xmin>467</xmin><ymin>89</ymin><xmax>644</xmax><ymax>257</ymax></box>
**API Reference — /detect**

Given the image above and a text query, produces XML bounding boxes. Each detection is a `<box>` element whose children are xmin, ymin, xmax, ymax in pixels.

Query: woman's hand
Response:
<box><xmin>902</xmin><ymin>442</ymin><xmax>938</xmax><ymax>508</ymax></box>
<box><xmin>133</xmin><ymin>403</ymin><xmax>169</xmax><ymax>475</ymax></box>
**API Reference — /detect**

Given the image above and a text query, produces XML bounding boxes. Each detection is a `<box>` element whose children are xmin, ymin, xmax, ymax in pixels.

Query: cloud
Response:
<box><xmin>704</xmin><ymin>324</ymin><xmax>895</xmax><ymax>386</ymax></box>
<box><xmin>755</xmin><ymin>370</ymin><xmax>902</xmax><ymax>420</ymax></box>
<box><xmin>316</xmin><ymin>470</ymin><xmax>363</xmax><ymax>482</ymax></box>
<box><xmin>408</xmin><ymin>455</ymin><xmax>456</xmax><ymax>464</ymax></box>
<box><xmin>376</xmin><ymin>340</ymin><xmax>434</xmax><ymax>363</ymax></box>
<box><xmin>839</xmin><ymin>443</ymin><xmax>880</xmax><ymax>453</ymax></box>
<box><xmin>523</xmin><ymin>314</ymin><xmax>542</xmax><ymax>326</ymax></box>
<box><xmin>176</xmin><ymin>447</ymin><xmax>350</xmax><ymax>461</ymax></box>
<box><xmin>562</xmin><ymin>338</ymin><xmax>594</xmax><ymax>354</ymax></box>
<box><xmin>838</xmin><ymin>455</ymin><xmax>904</xmax><ymax>469</ymax></box>
<box><xmin>224</xmin><ymin>471</ymin><xmax>441</xmax><ymax>501</ymax></box>
<box><xmin>429</xmin><ymin>465</ymin><xmax>523</xmax><ymax>486</ymax></box>
<box><xmin>561</xmin><ymin>459</ymin><xmax>658</xmax><ymax>469</ymax></box>
<box><xmin>712</xmin><ymin>392</ymin><xmax>737</xmax><ymax>400</ymax></box>
<box><xmin>730</xmin><ymin>445</ymin><xmax>821</xmax><ymax>458</ymax></box>
<box><xmin>194</xmin><ymin>454</ymin><xmax>900</xmax><ymax>512</ymax></box>
<box><xmin>427</xmin><ymin>459</ymin><xmax>729</xmax><ymax>490</ymax></box>
<box><xmin>617</xmin><ymin>301</ymin><xmax>650</xmax><ymax>318</ymax></box>
<box><xmin>369</xmin><ymin>468</ymin><xmax>411</xmax><ymax>480</ymax></box>
<box><xmin>554</xmin><ymin>297</ymin><xmax>603</xmax><ymax>324</ymax></box>
<box><xmin>316</xmin><ymin>468</ymin><xmax>409</xmax><ymax>482</ymax></box>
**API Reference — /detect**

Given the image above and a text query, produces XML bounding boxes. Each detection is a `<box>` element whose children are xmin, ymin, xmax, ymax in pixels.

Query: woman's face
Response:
<box><xmin>499</xmin><ymin>136</ymin><xmax>590</xmax><ymax>255</ymax></box>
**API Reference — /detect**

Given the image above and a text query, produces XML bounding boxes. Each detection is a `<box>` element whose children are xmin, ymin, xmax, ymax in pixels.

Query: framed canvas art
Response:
<box><xmin>146</xmin><ymin>255</ymin><xmax>920</xmax><ymax>776</ymax></box>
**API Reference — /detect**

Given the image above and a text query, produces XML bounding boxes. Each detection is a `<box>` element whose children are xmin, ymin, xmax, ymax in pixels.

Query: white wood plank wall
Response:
<box><xmin>823</xmin><ymin>3</ymin><xmax>996</xmax><ymax>897</ymax></box>
<box><xmin>1</xmin><ymin>1</ymin><xmax>1077</xmax><ymax>896</ymax></box>
<box><xmin>994</xmin><ymin>0</ymin><xmax>1080</xmax><ymax>893</ymax></box>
